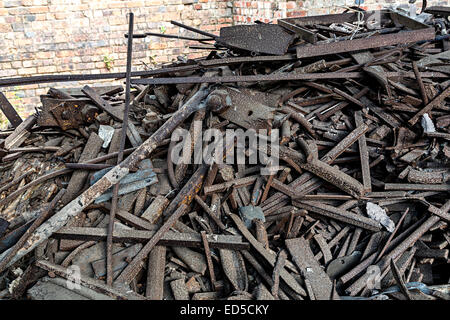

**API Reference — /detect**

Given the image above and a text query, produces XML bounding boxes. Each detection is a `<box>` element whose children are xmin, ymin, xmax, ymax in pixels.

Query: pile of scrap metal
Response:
<box><xmin>0</xmin><ymin>7</ymin><xmax>449</xmax><ymax>301</ymax></box>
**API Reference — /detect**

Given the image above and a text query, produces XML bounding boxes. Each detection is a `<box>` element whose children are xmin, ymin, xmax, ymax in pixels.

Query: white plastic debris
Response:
<box><xmin>366</xmin><ymin>202</ymin><xmax>395</xmax><ymax>233</ymax></box>
<box><xmin>98</xmin><ymin>125</ymin><xmax>115</xmax><ymax>148</ymax></box>
<box><xmin>421</xmin><ymin>114</ymin><xmax>436</xmax><ymax>133</ymax></box>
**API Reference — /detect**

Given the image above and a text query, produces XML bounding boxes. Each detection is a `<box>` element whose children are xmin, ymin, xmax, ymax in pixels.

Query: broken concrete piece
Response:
<box><xmin>98</xmin><ymin>125</ymin><xmax>115</xmax><ymax>148</ymax></box>
<box><xmin>366</xmin><ymin>202</ymin><xmax>395</xmax><ymax>233</ymax></box>
<box><xmin>421</xmin><ymin>114</ymin><xmax>436</xmax><ymax>133</ymax></box>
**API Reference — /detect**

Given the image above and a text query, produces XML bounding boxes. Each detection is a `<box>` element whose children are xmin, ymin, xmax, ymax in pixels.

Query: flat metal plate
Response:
<box><xmin>38</xmin><ymin>96</ymin><xmax>89</xmax><ymax>129</ymax></box>
<box><xmin>218</xmin><ymin>87</ymin><xmax>276</xmax><ymax>130</ymax></box>
<box><xmin>217</xmin><ymin>24</ymin><xmax>295</xmax><ymax>56</ymax></box>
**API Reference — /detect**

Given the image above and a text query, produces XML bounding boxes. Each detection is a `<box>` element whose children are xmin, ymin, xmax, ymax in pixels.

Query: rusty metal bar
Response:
<box><xmin>0</xmin><ymin>92</ymin><xmax>23</xmax><ymax>128</ymax></box>
<box><xmin>106</xmin><ymin>12</ymin><xmax>134</xmax><ymax>287</ymax></box>
<box><xmin>355</xmin><ymin>111</ymin><xmax>372</xmax><ymax>192</ymax></box>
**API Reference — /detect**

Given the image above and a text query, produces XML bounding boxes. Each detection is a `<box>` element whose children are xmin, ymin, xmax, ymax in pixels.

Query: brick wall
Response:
<box><xmin>0</xmin><ymin>0</ymin><xmax>448</xmax><ymax>121</ymax></box>
<box><xmin>0</xmin><ymin>0</ymin><xmax>233</xmax><ymax>120</ymax></box>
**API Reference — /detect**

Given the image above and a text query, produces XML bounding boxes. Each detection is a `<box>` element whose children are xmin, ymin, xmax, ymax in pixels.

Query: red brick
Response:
<box><xmin>28</xmin><ymin>6</ymin><xmax>47</xmax><ymax>13</ymax></box>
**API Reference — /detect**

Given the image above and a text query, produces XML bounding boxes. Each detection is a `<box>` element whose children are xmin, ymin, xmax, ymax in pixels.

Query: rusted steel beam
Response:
<box><xmin>82</xmin><ymin>85</ymin><xmax>142</xmax><ymax>147</ymax></box>
<box><xmin>240</xmin><ymin>250</ymin><xmax>291</xmax><ymax>300</ymax></box>
<box><xmin>0</xmin><ymin>65</ymin><xmax>200</xmax><ymax>88</ymax></box>
<box><xmin>261</xmin><ymin>124</ymin><xmax>369</xmax><ymax>212</ymax></box>
<box><xmin>3</xmin><ymin>115</ymin><xmax>36</xmax><ymax>150</ymax></box>
<box><xmin>318</xmin><ymin>87</ymin><xmax>369</xmax><ymax>121</ymax></box>
<box><xmin>170</xmin><ymin>20</ymin><xmax>217</xmax><ymax>39</ymax></box>
<box><xmin>407</xmin><ymin>169</ymin><xmax>449</xmax><ymax>184</ymax></box>
<box><xmin>60</xmin><ymin>133</ymin><xmax>103</xmax><ymax>205</ymax></box>
<box><xmin>278</xmin><ymin>19</ymin><xmax>317</xmax><ymax>44</ymax></box>
<box><xmin>376</xmin><ymin>208</ymin><xmax>410</xmax><ymax>262</ymax></box>
<box><xmin>296</xmin><ymin>138</ymin><xmax>365</xmax><ymax>198</ymax></box>
<box><xmin>296</xmin><ymin>28</ymin><xmax>435</xmax><ymax>59</ymax></box>
<box><xmin>385</xmin><ymin>183</ymin><xmax>450</xmax><ymax>192</ymax></box>
<box><xmin>132</xmin><ymin>72</ymin><xmax>364</xmax><ymax>85</ymax></box>
<box><xmin>314</xmin><ymin>234</ymin><xmax>333</xmax><ymax>264</ymax></box>
<box><xmin>194</xmin><ymin>195</ymin><xmax>226</xmax><ymax>231</ymax></box>
<box><xmin>53</xmin><ymin>227</ymin><xmax>248</xmax><ymax>250</ymax></box>
<box><xmin>299</xmin><ymin>160</ymin><xmax>365</xmax><ymax>198</ymax></box>
<box><xmin>198</xmin><ymin>55</ymin><xmax>297</xmax><ymax>67</ymax></box>
<box><xmin>390</xmin><ymin>258</ymin><xmax>412</xmax><ymax>300</ymax></box>
<box><xmin>65</xmin><ymin>163</ymin><xmax>112</xmax><ymax>170</ymax></box>
<box><xmin>412</xmin><ymin>61</ymin><xmax>429</xmax><ymax>106</ymax></box>
<box><xmin>293</xmin><ymin>201</ymin><xmax>381</xmax><ymax>231</ymax></box>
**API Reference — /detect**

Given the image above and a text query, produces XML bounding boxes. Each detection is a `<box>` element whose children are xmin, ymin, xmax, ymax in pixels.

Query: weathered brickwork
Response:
<box><xmin>0</xmin><ymin>0</ymin><xmax>448</xmax><ymax>117</ymax></box>
<box><xmin>0</xmin><ymin>0</ymin><xmax>233</xmax><ymax>116</ymax></box>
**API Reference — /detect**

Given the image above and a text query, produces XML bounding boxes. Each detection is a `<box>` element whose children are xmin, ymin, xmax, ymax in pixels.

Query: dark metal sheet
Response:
<box><xmin>0</xmin><ymin>92</ymin><xmax>23</xmax><ymax>128</ymax></box>
<box><xmin>217</xmin><ymin>24</ymin><xmax>295</xmax><ymax>55</ymax></box>
<box><xmin>0</xmin><ymin>218</ymin><xmax>9</xmax><ymax>238</ymax></box>
<box><xmin>287</xmin><ymin>10</ymin><xmax>435</xmax><ymax>59</ymax></box>
<box><xmin>425</xmin><ymin>6</ymin><xmax>450</xmax><ymax>17</ymax></box>
<box><xmin>217</xmin><ymin>87</ymin><xmax>276</xmax><ymax>130</ymax></box>
<box><xmin>37</xmin><ymin>96</ymin><xmax>87</xmax><ymax>129</ymax></box>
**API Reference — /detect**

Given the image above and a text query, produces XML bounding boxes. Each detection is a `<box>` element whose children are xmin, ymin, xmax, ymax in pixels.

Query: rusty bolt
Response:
<box><xmin>206</xmin><ymin>89</ymin><xmax>232</xmax><ymax>113</ymax></box>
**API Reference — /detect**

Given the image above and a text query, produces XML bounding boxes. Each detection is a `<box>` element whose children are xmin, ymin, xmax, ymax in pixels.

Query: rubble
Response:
<box><xmin>0</xmin><ymin>7</ymin><xmax>449</xmax><ymax>301</ymax></box>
